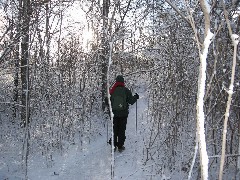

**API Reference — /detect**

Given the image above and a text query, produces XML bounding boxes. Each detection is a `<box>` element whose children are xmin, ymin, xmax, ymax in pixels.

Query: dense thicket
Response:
<box><xmin>141</xmin><ymin>1</ymin><xmax>240</xmax><ymax>179</ymax></box>
<box><xmin>0</xmin><ymin>0</ymin><xmax>239</xmax><ymax>179</ymax></box>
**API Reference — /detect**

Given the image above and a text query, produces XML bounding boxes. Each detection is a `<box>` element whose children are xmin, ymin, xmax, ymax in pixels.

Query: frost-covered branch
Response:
<box><xmin>188</xmin><ymin>132</ymin><xmax>198</xmax><ymax>180</ymax></box>
<box><xmin>204</xmin><ymin>41</ymin><xmax>218</xmax><ymax>102</ymax></box>
<box><xmin>165</xmin><ymin>0</ymin><xmax>191</xmax><ymax>26</ymax></box>
<box><xmin>210</xmin><ymin>154</ymin><xmax>240</xmax><ymax>158</ymax></box>
<box><xmin>219</xmin><ymin>1</ymin><xmax>240</xmax><ymax>179</ymax></box>
<box><xmin>220</xmin><ymin>73</ymin><xmax>238</xmax><ymax>179</ymax></box>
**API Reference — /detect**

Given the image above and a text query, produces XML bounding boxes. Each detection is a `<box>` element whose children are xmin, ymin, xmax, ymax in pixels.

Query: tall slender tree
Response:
<box><xmin>20</xmin><ymin>0</ymin><xmax>31</xmax><ymax>126</ymax></box>
<box><xmin>101</xmin><ymin>0</ymin><xmax>110</xmax><ymax>111</ymax></box>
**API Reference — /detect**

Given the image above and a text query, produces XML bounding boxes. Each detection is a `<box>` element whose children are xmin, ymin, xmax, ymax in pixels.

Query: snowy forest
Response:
<box><xmin>0</xmin><ymin>0</ymin><xmax>239</xmax><ymax>179</ymax></box>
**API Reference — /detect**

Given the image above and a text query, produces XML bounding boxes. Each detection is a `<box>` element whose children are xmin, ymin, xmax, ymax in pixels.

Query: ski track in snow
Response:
<box><xmin>28</xmin><ymin>137</ymin><xmax>111</xmax><ymax>180</ymax></box>
<box><xmin>26</xmin><ymin>92</ymin><xmax>147</xmax><ymax>180</ymax></box>
<box><xmin>114</xmin><ymin>92</ymin><xmax>146</xmax><ymax>180</ymax></box>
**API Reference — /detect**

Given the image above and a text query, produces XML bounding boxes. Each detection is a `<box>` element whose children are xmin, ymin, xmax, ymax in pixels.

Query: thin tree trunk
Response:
<box><xmin>194</xmin><ymin>1</ymin><xmax>213</xmax><ymax>179</ymax></box>
<box><xmin>188</xmin><ymin>132</ymin><xmax>198</xmax><ymax>180</ymax></box>
<box><xmin>237</xmin><ymin>114</ymin><xmax>240</xmax><ymax>177</ymax></box>
<box><xmin>20</xmin><ymin>0</ymin><xmax>31</xmax><ymax>178</ymax></box>
<box><xmin>45</xmin><ymin>2</ymin><xmax>50</xmax><ymax>65</ymax></box>
<box><xmin>101</xmin><ymin>0</ymin><xmax>109</xmax><ymax>111</ymax></box>
<box><xmin>20</xmin><ymin>0</ymin><xmax>30</xmax><ymax>127</ymax></box>
<box><xmin>57</xmin><ymin>1</ymin><xmax>63</xmax><ymax>66</ymax></box>
<box><xmin>219</xmin><ymin>1</ymin><xmax>239</xmax><ymax>179</ymax></box>
<box><xmin>219</xmin><ymin>36</ymin><xmax>238</xmax><ymax>180</ymax></box>
<box><xmin>13</xmin><ymin>10</ymin><xmax>21</xmax><ymax>119</ymax></box>
<box><xmin>196</xmin><ymin>30</ymin><xmax>212</xmax><ymax>180</ymax></box>
<box><xmin>107</xmin><ymin>41</ymin><xmax>114</xmax><ymax>179</ymax></box>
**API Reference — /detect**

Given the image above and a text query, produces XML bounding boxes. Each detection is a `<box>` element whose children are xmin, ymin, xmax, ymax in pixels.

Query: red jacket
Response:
<box><xmin>110</xmin><ymin>82</ymin><xmax>125</xmax><ymax>95</ymax></box>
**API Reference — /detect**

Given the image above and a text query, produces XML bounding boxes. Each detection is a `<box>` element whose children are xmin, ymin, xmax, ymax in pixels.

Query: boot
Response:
<box><xmin>118</xmin><ymin>146</ymin><xmax>125</xmax><ymax>152</ymax></box>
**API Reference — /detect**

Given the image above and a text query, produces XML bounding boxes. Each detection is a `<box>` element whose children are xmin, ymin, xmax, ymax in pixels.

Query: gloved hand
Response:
<box><xmin>134</xmin><ymin>93</ymin><xmax>139</xmax><ymax>99</ymax></box>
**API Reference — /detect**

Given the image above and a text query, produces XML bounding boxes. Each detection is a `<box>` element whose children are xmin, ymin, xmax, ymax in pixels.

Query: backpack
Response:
<box><xmin>111</xmin><ymin>87</ymin><xmax>127</xmax><ymax>111</ymax></box>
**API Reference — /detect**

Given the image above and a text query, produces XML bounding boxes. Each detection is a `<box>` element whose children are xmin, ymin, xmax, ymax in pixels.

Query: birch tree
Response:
<box><xmin>162</xmin><ymin>1</ymin><xmax>213</xmax><ymax>178</ymax></box>
<box><xmin>219</xmin><ymin>1</ymin><xmax>239</xmax><ymax>179</ymax></box>
<box><xmin>194</xmin><ymin>1</ymin><xmax>213</xmax><ymax>179</ymax></box>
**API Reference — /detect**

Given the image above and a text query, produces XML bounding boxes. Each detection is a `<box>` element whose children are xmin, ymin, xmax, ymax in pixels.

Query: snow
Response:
<box><xmin>0</xmin><ymin>91</ymin><xmax>149</xmax><ymax>180</ymax></box>
<box><xmin>231</xmin><ymin>34</ymin><xmax>239</xmax><ymax>46</ymax></box>
<box><xmin>27</xmin><ymin>137</ymin><xmax>110</xmax><ymax>180</ymax></box>
<box><xmin>114</xmin><ymin>92</ymin><xmax>147</xmax><ymax>179</ymax></box>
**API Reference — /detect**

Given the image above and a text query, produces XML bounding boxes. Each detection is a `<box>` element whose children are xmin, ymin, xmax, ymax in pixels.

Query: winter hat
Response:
<box><xmin>116</xmin><ymin>75</ymin><xmax>124</xmax><ymax>83</ymax></box>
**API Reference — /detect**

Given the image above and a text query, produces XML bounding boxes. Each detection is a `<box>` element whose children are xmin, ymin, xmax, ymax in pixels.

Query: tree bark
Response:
<box><xmin>20</xmin><ymin>0</ymin><xmax>30</xmax><ymax>127</ymax></box>
<box><xmin>196</xmin><ymin>1</ymin><xmax>212</xmax><ymax>179</ymax></box>
<box><xmin>13</xmin><ymin>2</ymin><xmax>21</xmax><ymax>118</ymax></box>
<box><xmin>219</xmin><ymin>1</ymin><xmax>239</xmax><ymax>179</ymax></box>
<box><xmin>101</xmin><ymin>0</ymin><xmax>109</xmax><ymax>111</ymax></box>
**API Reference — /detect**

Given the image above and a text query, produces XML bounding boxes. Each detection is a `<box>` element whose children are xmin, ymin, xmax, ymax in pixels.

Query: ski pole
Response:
<box><xmin>136</xmin><ymin>100</ymin><xmax>137</xmax><ymax>134</ymax></box>
<box><xmin>107</xmin><ymin>118</ymin><xmax>108</xmax><ymax>144</ymax></box>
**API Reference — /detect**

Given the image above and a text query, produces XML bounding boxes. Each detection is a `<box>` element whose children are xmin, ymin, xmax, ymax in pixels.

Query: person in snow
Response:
<box><xmin>110</xmin><ymin>75</ymin><xmax>139</xmax><ymax>152</ymax></box>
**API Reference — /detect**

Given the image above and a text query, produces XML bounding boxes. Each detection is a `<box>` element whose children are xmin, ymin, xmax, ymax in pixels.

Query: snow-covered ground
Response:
<box><xmin>30</xmin><ymin>91</ymin><xmax>147</xmax><ymax>180</ymax></box>
<box><xmin>0</xmin><ymin>91</ymin><xmax>148</xmax><ymax>180</ymax></box>
<box><xmin>114</xmin><ymin>91</ymin><xmax>147</xmax><ymax>180</ymax></box>
<box><xmin>27</xmin><ymin>134</ymin><xmax>111</xmax><ymax>180</ymax></box>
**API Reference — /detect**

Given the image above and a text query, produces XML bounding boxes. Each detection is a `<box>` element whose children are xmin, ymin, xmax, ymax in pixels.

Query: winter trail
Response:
<box><xmin>114</xmin><ymin>91</ymin><xmax>146</xmax><ymax>180</ymax></box>
<box><xmin>27</xmin><ymin>91</ymin><xmax>147</xmax><ymax>180</ymax></box>
<box><xmin>28</xmin><ymin>133</ymin><xmax>111</xmax><ymax>180</ymax></box>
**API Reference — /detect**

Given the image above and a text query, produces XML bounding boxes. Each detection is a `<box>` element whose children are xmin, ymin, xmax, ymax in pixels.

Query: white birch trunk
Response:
<box><xmin>107</xmin><ymin>41</ymin><xmax>114</xmax><ymax>179</ymax></box>
<box><xmin>196</xmin><ymin>29</ymin><xmax>213</xmax><ymax>180</ymax></box>
<box><xmin>195</xmin><ymin>1</ymin><xmax>213</xmax><ymax>179</ymax></box>
<box><xmin>219</xmin><ymin>34</ymin><xmax>239</xmax><ymax>180</ymax></box>
<box><xmin>218</xmin><ymin>1</ymin><xmax>239</xmax><ymax>178</ymax></box>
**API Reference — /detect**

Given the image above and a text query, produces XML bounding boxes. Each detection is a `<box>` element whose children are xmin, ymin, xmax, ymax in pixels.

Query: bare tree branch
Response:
<box><xmin>165</xmin><ymin>0</ymin><xmax>191</xmax><ymax>26</ymax></box>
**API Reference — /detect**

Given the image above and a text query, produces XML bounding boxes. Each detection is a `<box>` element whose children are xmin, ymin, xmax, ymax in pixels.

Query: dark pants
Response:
<box><xmin>113</xmin><ymin>116</ymin><xmax>127</xmax><ymax>148</ymax></box>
